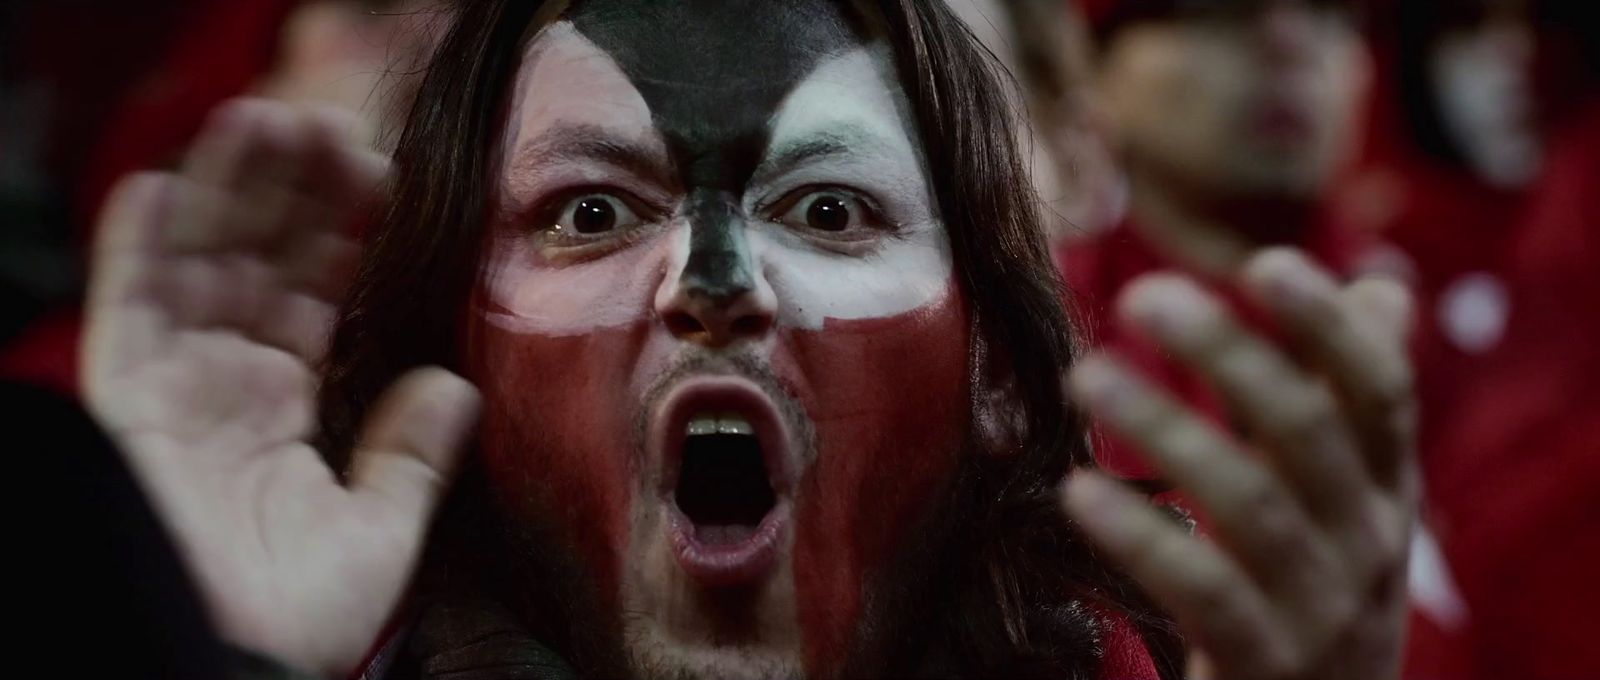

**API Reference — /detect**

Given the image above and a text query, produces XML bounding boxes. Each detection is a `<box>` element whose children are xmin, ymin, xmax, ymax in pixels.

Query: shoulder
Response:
<box><xmin>1095</xmin><ymin>610</ymin><xmax>1165</xmax><ymax>680</ymax></box>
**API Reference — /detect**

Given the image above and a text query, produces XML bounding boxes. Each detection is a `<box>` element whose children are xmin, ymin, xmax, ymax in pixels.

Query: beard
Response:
<box><xmin>406</xmin><ymin>403</ymin><xmax>982</xmax><ymax>680</ymax></box>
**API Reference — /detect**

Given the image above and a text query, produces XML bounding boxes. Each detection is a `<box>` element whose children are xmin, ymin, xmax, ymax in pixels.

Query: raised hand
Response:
<box><xmin>81</xmin><ymin>98</ymin><xmax>479</xmax><ymax>677</ymax></box>
<box><xmin>1063</xmin><ymin>249</ymin><xmax>1416</xmax><ymax>680</ymax></box>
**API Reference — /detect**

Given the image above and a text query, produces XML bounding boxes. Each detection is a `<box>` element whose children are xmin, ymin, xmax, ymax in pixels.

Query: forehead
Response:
<box><xmin>568</xmin><ymin>0</ymin><xmax>860</xmax><ymax>110</ymax></box>
<box><xmin>507</xmin><ymin>0</ymin><xmax>894</xmax><ymax>189</ymax></box>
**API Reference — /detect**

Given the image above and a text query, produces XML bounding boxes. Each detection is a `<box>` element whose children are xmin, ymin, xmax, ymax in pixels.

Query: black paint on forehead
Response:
<box><xmin>566</xmin><ymin>0</ymin><xmax>863</xmax><ymax>191</ymax></box>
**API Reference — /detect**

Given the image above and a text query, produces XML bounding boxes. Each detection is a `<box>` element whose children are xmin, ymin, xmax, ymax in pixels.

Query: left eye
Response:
<box><xmin>775</xmin><ymin>189</ymin><xmax>880</xmax><ymax>235</ymax></box>
<box><xmin>549</xmin><ymin>193</ymin><xmax>644</xmax><ymax>236</ymax></box>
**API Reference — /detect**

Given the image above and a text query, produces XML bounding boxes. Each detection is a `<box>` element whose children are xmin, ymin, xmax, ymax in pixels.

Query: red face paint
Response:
<box><xmin>781</xmin><ymin>288</ymin><xmax>971</xmax><ymax>674</ymax></box>
<box><xmin>468</xmin><ymin>314</ymin><xmax>648</xmax><ymax>607</ymax></box>
<box><xmin>469</xmin><ymin>280</ymin><xmax>970</xmax><ymax>676</ymax></box>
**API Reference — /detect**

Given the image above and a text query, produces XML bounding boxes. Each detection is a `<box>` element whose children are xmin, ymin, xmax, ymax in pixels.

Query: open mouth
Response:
<box><xmin>653</xmin><ymin>377</ymin><xmax>792</xmax><ymax>588</ymax></box>
<box><xmin>677</xmin><ymin>414</ymin><xmax>777</xmax><ymax>542</ymax></box>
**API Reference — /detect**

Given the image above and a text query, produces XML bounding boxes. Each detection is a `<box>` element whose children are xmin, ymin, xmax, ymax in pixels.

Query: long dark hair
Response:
<box><xmin>320</xmin><ymin>1</ymin><xmax>1183</xmax><ymax>678</ymax></box>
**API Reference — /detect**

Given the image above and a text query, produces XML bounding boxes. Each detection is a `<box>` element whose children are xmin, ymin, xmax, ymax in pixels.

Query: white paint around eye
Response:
<box><xmin>752</xmin><ymin>45</ymin><xmax>954</xmax><ymax>330</ymax></box>
<box><xmin>484</xmin><ymin>22</ymin><xmax>675</xmax><ymax>336</ymax></box>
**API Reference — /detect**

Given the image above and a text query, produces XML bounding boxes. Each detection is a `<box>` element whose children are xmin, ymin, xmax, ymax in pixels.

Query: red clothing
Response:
<box><xmin>1098</xmin><ymin>612</ymin><xmax>1161</xmax><ymax>679</ymax></box>
<box><xmin>0</xmin><ymin>308</ymin><xmax>81</xmax><ymax>396</ymax></box>
<box><xmin>1411</xmin><ymin>103</ymin><xmax>1600</xmax><ymax>680</ymax></box>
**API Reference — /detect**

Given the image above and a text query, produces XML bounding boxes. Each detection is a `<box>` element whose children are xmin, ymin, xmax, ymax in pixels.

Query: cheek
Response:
<box><xmin>776</xmin><ymin>283</ymin><xmax>972</xmax><ymax>672</ymax></box>
<box><xmin>469</xmin><ymin>233</ymin><xmax>676</xmax><ymax>605</ymax></box>
<box><xmin>469</xmin><ymin>322</ymin><xmax>648</xmax><ymax>607</ymax></box>
<box><xmin>480</xmin><ymin>230</ymin><xmax>677</xmax><ymax>335</ymax></box>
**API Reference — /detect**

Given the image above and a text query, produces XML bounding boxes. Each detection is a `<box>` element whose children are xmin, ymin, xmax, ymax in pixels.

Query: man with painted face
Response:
<box><xmin>80</xmin><ymin>1</ymin><xmax>1418</xmax><ymax>679</ymax></box>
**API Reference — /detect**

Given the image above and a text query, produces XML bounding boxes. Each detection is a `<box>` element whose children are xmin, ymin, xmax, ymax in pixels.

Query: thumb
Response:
<box><xmin>348</xmin><ymin>367</ymin><xmax>480</xmax><ymax>530</ymax></box>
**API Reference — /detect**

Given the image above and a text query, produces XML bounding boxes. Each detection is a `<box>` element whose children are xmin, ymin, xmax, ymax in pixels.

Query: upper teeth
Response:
<box><xmin>686</xmin><ymin>411</ymin><xmax>755</xmax><ymax>437</ymax></box>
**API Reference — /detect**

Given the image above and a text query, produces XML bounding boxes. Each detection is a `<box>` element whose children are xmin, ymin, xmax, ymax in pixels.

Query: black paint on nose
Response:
<box><xmin>680</xmin><ymin>188</ymin><xmax>755</xmax><ymax>303</ymax></box>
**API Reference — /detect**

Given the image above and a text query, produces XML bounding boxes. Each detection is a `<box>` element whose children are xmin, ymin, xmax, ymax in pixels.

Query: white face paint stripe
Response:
<box><xmin>484</xmin><ymin>31</ymin><xmax>952</xmax><ymax>335</ymax></box>
<box><xmin>753</xmin><ymin>46</ymin><xmax>952</xmax><ymax>330</ymax></box>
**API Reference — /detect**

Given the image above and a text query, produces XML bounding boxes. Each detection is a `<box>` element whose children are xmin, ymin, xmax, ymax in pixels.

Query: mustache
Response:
<box><xmin>632</xmin><ymin>346</ymin><xmax>815</xmax><ymax>456</ymax></box>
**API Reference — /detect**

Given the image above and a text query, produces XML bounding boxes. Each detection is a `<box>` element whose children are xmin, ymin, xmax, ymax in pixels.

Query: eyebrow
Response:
<box><xmin>505</xmin><ymin>123</ymin><xmax>674</xmax><ymax>186</ymax></box>
<box><xmin>753</xmin><ymin>125</ymin><xmax>902</xmax><ymax>182</ymax></box>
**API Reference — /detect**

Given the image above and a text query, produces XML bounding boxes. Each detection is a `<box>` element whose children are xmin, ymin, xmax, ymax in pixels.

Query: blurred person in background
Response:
<box><xmin>1057</xmin><ymin>0</ymin><xmax>1376</xmax><ymax>481</ymax></box>
<box><xmin>1039</xmin><ymin>0</ymin><xmax>1597</xmax><ymax>677</ymax></box>
<box><xmin>948</xmin><ymin>0</ymin><xmax>1127</xmax><ymax>240</ymax></box>
<box><xmin>1332</xmin><ymin>5</ymin><xmax>1541</xmax><ymax>672</ymax></box>
<box><xmin>1335</xmin><ymin>0</ymin><xmax>1536</xmax><ymax>467</ymax></box>
<box><xmin>1401</xmin><ymin>0</ymin><xmax>1600</xmax><ymax>677</ymax></box>
<box><xmin>0</xmin><ymin>0</ymin><xmax>446</xmax><ymax>395</ymax></box>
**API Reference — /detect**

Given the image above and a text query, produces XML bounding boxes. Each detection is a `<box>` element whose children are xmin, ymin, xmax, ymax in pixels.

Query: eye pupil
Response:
<box><xmin>572</xmin><ymin>198</ymin><xmax>617</xmax><ymax>234</ymax></box>
<box><xmin>806</xmin><ymin>195</ymin><xmax>850</xmax><ymax>232</ymax></box>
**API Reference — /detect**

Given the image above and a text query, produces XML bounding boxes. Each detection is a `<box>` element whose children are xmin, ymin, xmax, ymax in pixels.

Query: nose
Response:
<box><xmin>655</xmin><ymin>191</ymin><xmax>777</xmax><ymax>348</ymax></box>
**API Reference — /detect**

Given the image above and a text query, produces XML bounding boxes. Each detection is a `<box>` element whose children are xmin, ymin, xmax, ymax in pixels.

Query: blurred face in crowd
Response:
<box><xmin>1094</xmin><ymin>0</ymin><xmax>1369</xmax><ymax>202</ymax></box>
<box><xmin>1429</xmin><ymin>0</ymin><xmax>1540</xmax><ymax>187</ymax></box>
<box><xmin>466</xmin><ymin>2</ymin><xmax>969</xmax><ymax>678</ymax></box>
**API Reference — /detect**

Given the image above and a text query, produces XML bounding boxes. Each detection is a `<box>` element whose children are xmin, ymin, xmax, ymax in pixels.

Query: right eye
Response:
<box><xmin>546</xmin><ymin>193</ymin><xmax>645</xmax><ymax>237</ymax></box>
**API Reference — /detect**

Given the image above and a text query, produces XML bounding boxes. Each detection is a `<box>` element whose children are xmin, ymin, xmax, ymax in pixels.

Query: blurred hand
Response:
<box><xmin>1062</xmin><ymin>249</ymin><xmax>1416</xmax><ymax>680</ymax></box>
<box><xmin>81</xmin><ymin>98</ymin><xmax>480</xmax><ymax>677</ymax></box>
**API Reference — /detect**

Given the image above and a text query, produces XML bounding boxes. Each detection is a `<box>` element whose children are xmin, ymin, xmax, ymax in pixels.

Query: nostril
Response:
<box><xmin>664</xmin><ymin>311</ymin><xmax>706</xmax><ymax>338</ymax></box>
<box><xmin>731</xmin><ymin>314</ymin><xmax>771</xmax><ymax>338</ymax></box>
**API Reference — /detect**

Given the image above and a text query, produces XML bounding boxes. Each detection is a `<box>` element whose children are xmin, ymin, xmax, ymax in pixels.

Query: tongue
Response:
<box><xmin>695</xmin><ymin>523</ymin><xmax>760</xmax><ymax>546</ymax></box>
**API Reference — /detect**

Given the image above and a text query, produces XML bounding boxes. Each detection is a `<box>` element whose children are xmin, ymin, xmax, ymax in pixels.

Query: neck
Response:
<box><xmin>1124</xmin><ymin>171</ymin><xmax>1320</xmax><ymax>279</ymax></box>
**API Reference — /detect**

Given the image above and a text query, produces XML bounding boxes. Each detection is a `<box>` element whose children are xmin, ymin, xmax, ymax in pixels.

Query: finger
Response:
<box><xmin>1116</xmin><ymin>275</ymin><xmax>1373</xmax><ymax>534</ymax></box>
<box><xmin>173</xmin><ymin>99</ymin><xmax>298</xmax><ymax>253</ymax></box>
<box><xmin>82</xmin><ymin>173</ymin><xmax>178</xmax><ymax>396</ymax></box>
<box><xmin>1070</xmin><ymin>356</ymin><xmax>1354</xmax><ymax>637</ymax></box>
<box><xmin>1342</xmin><ymin>278</ymin><xmax>1422</xmax><ymax>511</ymax></box>
<box><xmin>1242</xmin><ymin>250</ymin><xmax>1416</xmax><ymax>489</ymax></box>
<box><xmin>222</xmin><ymin>105</ymin><xmax>316</xmax><ymax>255</ymax></box>
<box><xmin>87</xmin><ymin>172</ymin><xmax>174</xmax><ymax>311</ymax></box>
<box><xmin>182</xmin><ymin>99</ymin><xmax>267</xmax><ymax>190</ymax></box>
<box><xmin>349</xmin><ymin>368</ymin><xmax>481</xmax><ymax>536</ymax></box>
<box><xmin>295</xmin><ymin>103</ymin><xmax>393</xmax><ymax>210</ymax></box>
<box><xmin>267</xmin><ymin>107</ymin><xmax>385</xmax><ymax>303</ymax></box>
<box><xmin>1061</xmin><ymin>471</ymin><xmax>1298</xmax><ymax>678</ymax></box>
<box><xmin>1342</xmin><ymin>276</ymin><xmax>1414</xmax><ymax>358</ymax></box>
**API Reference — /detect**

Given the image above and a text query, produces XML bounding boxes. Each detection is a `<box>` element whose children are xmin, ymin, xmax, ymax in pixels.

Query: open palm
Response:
<box><xmin>82</xmin><ymin>99</ymin><xmax>479</xmax><ymax>677</ymax></box>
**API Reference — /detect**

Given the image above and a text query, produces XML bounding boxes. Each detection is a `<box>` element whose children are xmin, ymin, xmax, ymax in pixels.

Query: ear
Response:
<box><xmin>969</xmin><ymin>316</ymin><xmax>1028</xmax><ymax>458</ymax></box>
